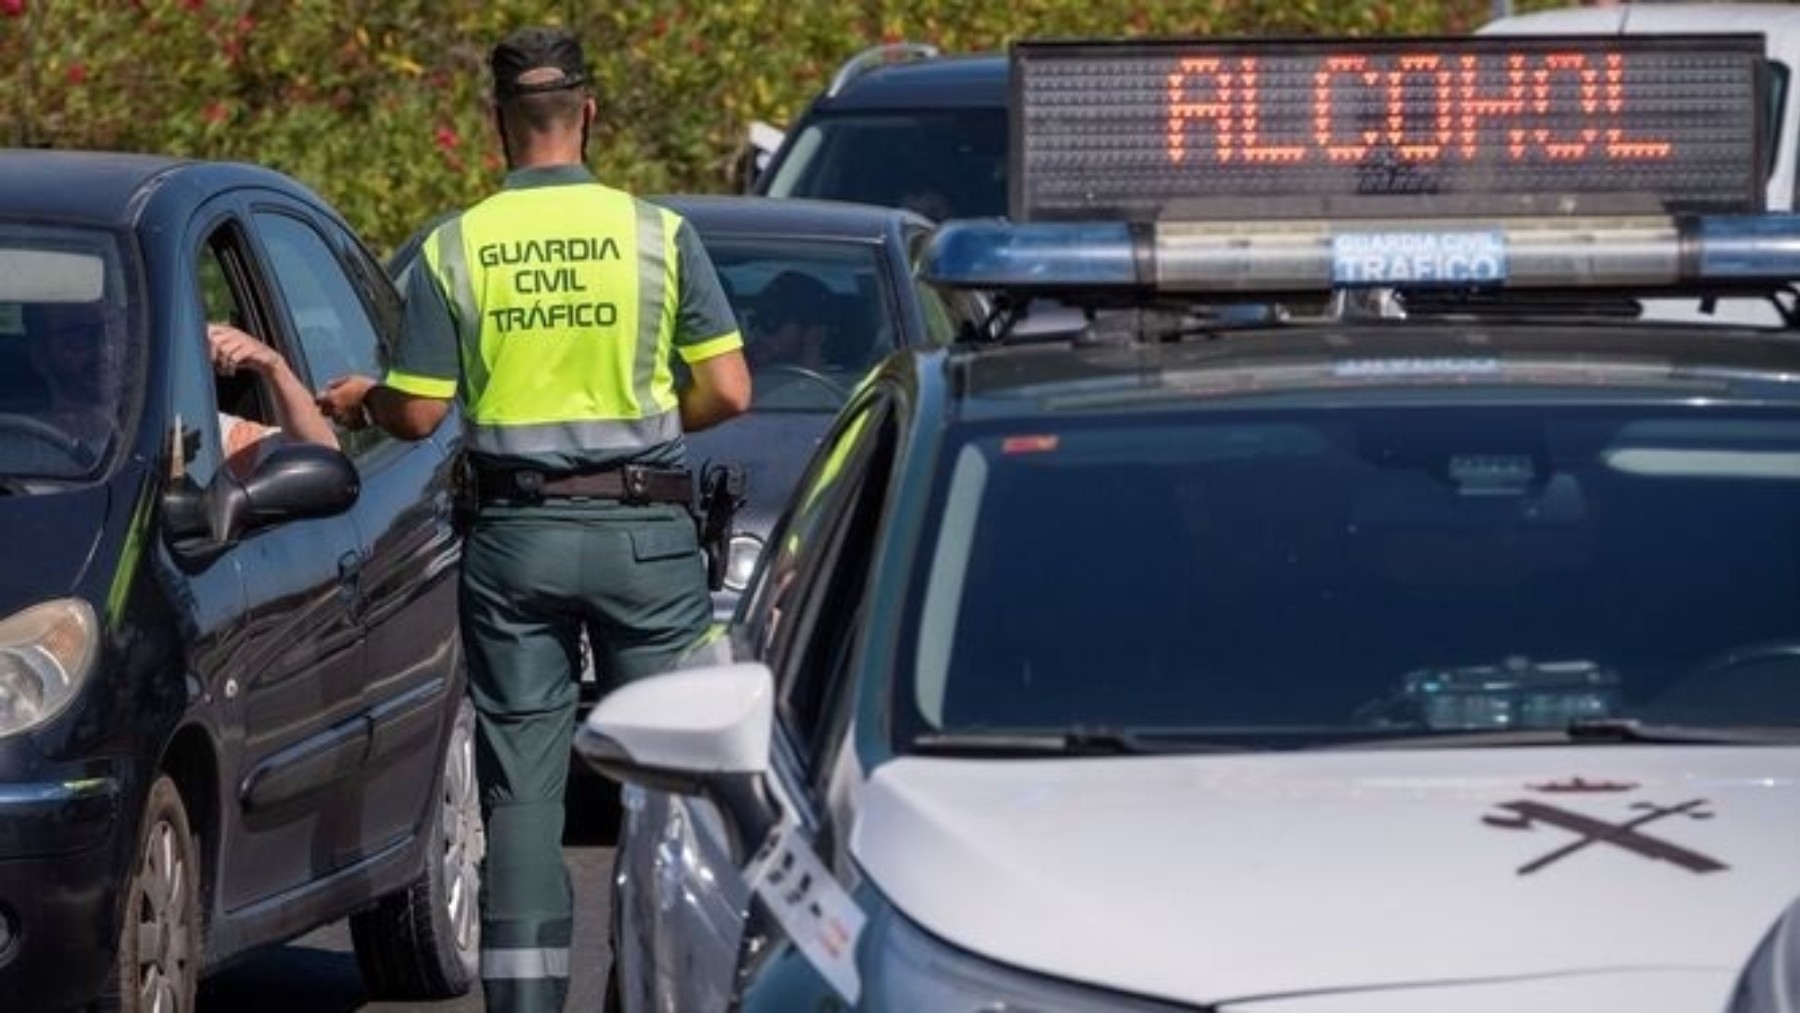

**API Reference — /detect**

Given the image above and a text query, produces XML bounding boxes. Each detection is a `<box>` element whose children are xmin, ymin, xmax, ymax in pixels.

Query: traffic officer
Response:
<box><xmin>318</xmin><ymin>24</ymin><xmax>750</xmax><ymax>1012</ymax></box>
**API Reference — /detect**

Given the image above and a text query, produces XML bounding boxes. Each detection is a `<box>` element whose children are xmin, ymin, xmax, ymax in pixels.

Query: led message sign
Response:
<box><xmin>1010</xmin><ymin>36</ymin><xmax>1767</xmax><ymax>221</ymax></box>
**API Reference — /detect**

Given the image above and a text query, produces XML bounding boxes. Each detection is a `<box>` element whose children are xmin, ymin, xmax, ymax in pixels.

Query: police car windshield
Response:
<box><xmin>901</xmin><ymin>399</ymin><xmax>1800</xmax><ymax>751</ymax></box>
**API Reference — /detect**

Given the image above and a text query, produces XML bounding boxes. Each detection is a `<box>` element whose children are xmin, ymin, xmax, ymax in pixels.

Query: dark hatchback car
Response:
<box><xmin>651</xmin><ymin>195</ymin><xmax>984</xmax><ymax>611</ymax></box>
<box><xmin>752</xmin><ymin>43</ymin><xmax>1008</xmax><ymax>220</ymax></box>
<box><xmin>0</xmin><ymin>150</ymin><xmax>479</xmax><ymax>1011</ymax></box>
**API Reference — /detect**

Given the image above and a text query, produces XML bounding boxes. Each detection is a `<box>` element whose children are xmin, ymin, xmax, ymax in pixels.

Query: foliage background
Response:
<box><xmin>5</xmin><ymin>0</ymin><xmax>1549</xmax><ymax>254</ymax></box>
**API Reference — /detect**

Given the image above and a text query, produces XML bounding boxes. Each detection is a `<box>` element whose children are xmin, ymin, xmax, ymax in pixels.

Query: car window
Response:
<box><xmin>706</xmin><ymin>237</ymin><xmax>892</xmax><ymax>412</ymax></box>
<box><xmin>742</xmin><ymin>394</ymin><xmax>894</xmax><ymax>754</ymax></box>
<box><xmin>253</xmin><ymin>211</ymin><xmax>384</xmax><ymax>382</ymax></box>
<box><xmin>784</xmin><ymin>403</ymin><xmax>896</xmax><ymax>771</ymax></box>
<box><xmin>761</xmin><ymin>109</ymin><xmax>1008</xmax><ymax>219</ymax></box>
<box><xmin>187</xmin><ymin>219</ymin><xmax>286</xmax><ymax>486</ymax></box>
<box><xmin>0</xmin><ymin>223</ymin><xmax>139</xmax><ymax>481</ymax></box>
<box><xmin>253</xmin><ymin>209</ymin><xmax>390</xmax><ymax>457</ymax></box>
<box><xmin>902</xmin><ymin>404</ymin><xmax>1800</xmax><ymax>748</ymax></box>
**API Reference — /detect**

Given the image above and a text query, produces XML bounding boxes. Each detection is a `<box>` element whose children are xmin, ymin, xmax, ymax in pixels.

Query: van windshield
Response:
<box><xmin>759</xmin><ymin>109</ymin><xmax>1008</xmax><ymax>220</ymax></box>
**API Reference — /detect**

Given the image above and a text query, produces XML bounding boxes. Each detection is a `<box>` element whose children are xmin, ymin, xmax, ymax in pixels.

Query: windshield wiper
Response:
<box><xmin>1566</xmin><ymin>718</ymin><xmax>1800</xmax><ymax>745</ymax></box>
<box><xmin>1333</xmin><ymin>719</ymin><xmax>1800</xmax><ymax>749</ymax></box>
<box><xmin>911</xmin><ymin>728</ymin><xmax>1248</xmax><ymax>757</ymax></box>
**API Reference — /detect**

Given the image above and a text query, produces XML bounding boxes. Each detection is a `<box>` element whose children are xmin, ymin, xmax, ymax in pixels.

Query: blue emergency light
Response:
<box><xmin>923</xmin><ymin>214</ymin><xmax>1800</xmax><ymax>296</ymax></box>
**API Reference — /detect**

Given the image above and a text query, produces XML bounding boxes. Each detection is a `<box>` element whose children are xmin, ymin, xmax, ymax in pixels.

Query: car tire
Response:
<box><xmin>602</xmin><ymin>958</ymin><xmax>623</xmax><ymax>1013</ymax></box>
<box><xmin>351</xmin><ymin>695</ymin><xmax>483</xmax><ymax>999</ymax></box>
<box><xmin>104</xmin><ymin>774</ymin><xmax>201</xmax><ymax>1013</ymax></box>
<box><xmin>602</xmin><ymin>870</ymin><xmax>625</xmax><ymax>1013</ymax></box>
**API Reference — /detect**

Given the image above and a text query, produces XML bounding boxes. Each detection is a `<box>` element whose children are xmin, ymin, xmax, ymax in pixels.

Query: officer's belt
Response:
<box><xmin>475</xmin><ymin>464</ymin><xmax>693</xmax><ymax>505</ymax></box>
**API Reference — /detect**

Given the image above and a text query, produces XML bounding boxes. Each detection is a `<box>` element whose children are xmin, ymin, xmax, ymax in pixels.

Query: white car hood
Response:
<box><xmin>851</xmin><ymin>747</ymin><xmax>1800</xmax><ymax>1007</ymax></box>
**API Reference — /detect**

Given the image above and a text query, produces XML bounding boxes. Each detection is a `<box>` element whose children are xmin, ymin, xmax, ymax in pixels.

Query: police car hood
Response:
<box><xmin>851</xmin><ymin>748</ymin><xmax>1800</xmax><ymax>1007</ymax></box>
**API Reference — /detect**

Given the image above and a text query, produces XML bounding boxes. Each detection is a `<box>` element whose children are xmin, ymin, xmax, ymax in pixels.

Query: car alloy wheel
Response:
<box><xmin>351</xmin><ymin>695</ymin><xmax>483</xmax><ymax>998</ymax></box>
<box><xmin>116</xmin><ymin>775</ymin><xmax>200</xmax><ymax>1013</ymax></box>
<box><xmin>441</xmin><ymin>696</ymin><xmax>483</xmax><ymax>955</ymax></box>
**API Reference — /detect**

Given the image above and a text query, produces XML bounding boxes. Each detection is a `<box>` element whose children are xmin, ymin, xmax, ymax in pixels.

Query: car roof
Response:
<box><xmin>0</xmin><ymin>148</ymin><xmax>189</xmax><ymax>223</ymax></box>
<box><xmin>1478</xmin><ymin>4</ymin><xmax>1800</xmax><ymax>87</ymax></box>
<box><xmin>0</xmin><ymin>147</ymin><xmax>323</xmax><ymax>226</ymax></box>
<box><xmin>651</xmin><ymin>193</ymin><xmax>933</xmax><ymax>239</ymax></box>
<box><xmin>1480</xmin><ymin>2</ymin><xmax>1800</xmax><ymax>35</ymax></box>
<box><xmin>1479</xmin><ymin>3</ymin><xmax>1800</xmax><ymax>210</ymax></box>
<box><xmin>936</xmin><ymin>320</ymin><xmax>1800</xmax><ymax>422</ymax></box>
<box><xmin>815</xmin><ymin>53</ymin><xmax>1006</xmax><ymax>111</ymax></box>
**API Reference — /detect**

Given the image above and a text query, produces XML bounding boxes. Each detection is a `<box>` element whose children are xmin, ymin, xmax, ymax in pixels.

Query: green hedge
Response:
<box><xmin>4</xmin><ymin>0</ymin><xmax>1534</xmax><ymax>254</ymax></box>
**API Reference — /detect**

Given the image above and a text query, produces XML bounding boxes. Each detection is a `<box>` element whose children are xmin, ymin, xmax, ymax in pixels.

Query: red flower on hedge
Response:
<box><xmin>203</xmin><ymin>101</ymin><xmax>230</xmax><ymax>124</ymax></box>
<box><xmin>67</xmin><ymin>62</ymin><xmax>88</xmax><ymax>85</ymax></box>
<box><xmin>434</xmin><ymin>127</ymin><xmax>460</xmax><ymax>153</ymax></box>
<box><xmin>0</xmin><ymin>0</ymin><xmax>25</xmax><ymax>18</ymax></box>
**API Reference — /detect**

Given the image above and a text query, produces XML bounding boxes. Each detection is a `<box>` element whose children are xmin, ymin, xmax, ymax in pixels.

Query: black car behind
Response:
<box><xmin>651</xmin><ymin>195</ymin><xmax>983</xmax><ymax>611</ymax></box>
<box><xmin>751</xmin><ymin>44</ymin><xmax>1007</xmax><ymax>220</ymax></box>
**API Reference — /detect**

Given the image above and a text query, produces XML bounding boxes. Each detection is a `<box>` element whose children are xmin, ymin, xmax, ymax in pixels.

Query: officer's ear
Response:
<box><xmin>579</xmin><ymin>96</ymin><xmax>596</xmax><ymax>164</ymax></box>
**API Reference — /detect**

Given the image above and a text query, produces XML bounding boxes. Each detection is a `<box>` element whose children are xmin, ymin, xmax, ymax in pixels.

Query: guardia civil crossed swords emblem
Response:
<box><xmin>1483</xmin><ymin>778</ymin><xmax>1728</xmax><ymax>876</ymax></box>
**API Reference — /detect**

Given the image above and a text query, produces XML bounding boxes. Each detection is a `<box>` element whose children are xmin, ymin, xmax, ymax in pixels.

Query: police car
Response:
<box><xmin>580</xmin><ymin>34</ymin><xmax>1800</xmax><ymax>1013</ymax></box>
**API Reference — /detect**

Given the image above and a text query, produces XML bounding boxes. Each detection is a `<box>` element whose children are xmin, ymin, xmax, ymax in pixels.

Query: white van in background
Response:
<box><xmin>1481</xmin><ymin>4</ymin><xmax>1800</xmax><ymax>326</ymax></box>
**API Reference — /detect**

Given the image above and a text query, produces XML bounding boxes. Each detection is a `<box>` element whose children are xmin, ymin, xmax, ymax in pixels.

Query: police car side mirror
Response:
<box><xmin>575</xmin><ymin>661</ymin><xmax>782</xmax><ymax>862</ymax></box>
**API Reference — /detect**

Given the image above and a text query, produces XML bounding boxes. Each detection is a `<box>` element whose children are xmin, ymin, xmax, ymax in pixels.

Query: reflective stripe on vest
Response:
<box><xmin>424</xmin><ymin>185</ymin><xmax>684</xmax><ymax>458</ymax></box>
<box><xmin>481</xmin><ymin>946</ymin><xmax>571</xmax><ymax>980</ymax></box>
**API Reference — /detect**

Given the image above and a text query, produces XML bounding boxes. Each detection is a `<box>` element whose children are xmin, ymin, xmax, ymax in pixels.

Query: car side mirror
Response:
<box><xmin>574</xmin><ymin>661</ymin><xmax>782</xmax><ymax>862</ymax></box>
<box><xmin>1007</xmin><ymin>299</ymin><xmax>1090</xmax><ymax>342</ymax></box>
<box><xmin>163</xmin><ymin>442</ymin><xmax>361</xmax><ymax>559</ymax></box>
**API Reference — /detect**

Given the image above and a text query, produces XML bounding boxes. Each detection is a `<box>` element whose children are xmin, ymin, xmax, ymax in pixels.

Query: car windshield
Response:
<box><xmin>903</xmin><ymin>398</ymin><xmax>1800</xmax><ymax>750</ymax></box>
<box><xmin>760</xmin><ymin>109</ymin><xmax>1008</xmax><ymax>219</ymax></box>
<box><xmin>707</xmin><ymin>237</ymin><xmax>895</xmax><ymax>412</ymax></box>
<box><xmin>0</xmin><ymin>223</ymin><xmax>138</xmax><ymax>482</ymax></box>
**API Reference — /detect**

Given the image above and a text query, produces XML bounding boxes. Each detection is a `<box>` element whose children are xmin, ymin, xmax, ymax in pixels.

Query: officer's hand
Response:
<box><xmin>317</xmin><ymin>375</ymin><xmax>377</xmax><ymax>430</ymax></box>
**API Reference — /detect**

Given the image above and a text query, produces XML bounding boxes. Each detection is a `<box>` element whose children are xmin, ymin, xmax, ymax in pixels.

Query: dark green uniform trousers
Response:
<box><xmin>460</xmin><ymin>501</ymin><xmax>711</xmax><ymax>1013</ymax></box>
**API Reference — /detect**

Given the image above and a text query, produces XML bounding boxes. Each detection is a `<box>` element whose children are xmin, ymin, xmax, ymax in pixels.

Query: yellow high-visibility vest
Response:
<box><xmin>414</xmin><ymin>183</ymin><xmax>689</xmax><ymax>459</ymax></box>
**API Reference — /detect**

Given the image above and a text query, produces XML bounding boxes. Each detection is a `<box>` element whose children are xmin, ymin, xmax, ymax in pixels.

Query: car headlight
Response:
<box><xmin>863</xmin><ymin>903</ymin><xmax>1187</xmax><ymax>1012</ymax></box>
<box><xmin>0</xmin><ymin>600</ymin><xmax>98</xmax><ymax>738</ymax></box>
<box><xmin>724</xmin><ymin>533</ymin><xmax>765</xmax><ymax>593</ymax></box>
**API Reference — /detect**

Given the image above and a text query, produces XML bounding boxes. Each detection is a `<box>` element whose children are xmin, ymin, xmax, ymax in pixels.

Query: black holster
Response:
<box><xmin>695</xmin><ymin>462</ymin><xmax>747</xmax><ymax>591</ymax></box>
<box><xmin>450</xmin><ymin>454</ymin><xmax>479</xmax><ymax>536</ymax></box>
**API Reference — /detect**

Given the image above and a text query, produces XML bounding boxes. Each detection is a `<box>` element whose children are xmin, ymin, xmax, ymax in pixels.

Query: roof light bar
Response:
<box><xmin>923</xmin><ymin>215</ymin><xmax>1800</xmax><ymax>297</ymax></box>
<box><xmin>924</xmin><ymin>221</ymin><xmax>1139</xmax><ymax>290</ymax></box>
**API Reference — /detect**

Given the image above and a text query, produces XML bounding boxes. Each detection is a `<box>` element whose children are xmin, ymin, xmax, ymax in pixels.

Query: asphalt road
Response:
<box><xmin>198</xmin><ymin>770</ymin><xmax>621</xmax><ymax>1012</ymax></box>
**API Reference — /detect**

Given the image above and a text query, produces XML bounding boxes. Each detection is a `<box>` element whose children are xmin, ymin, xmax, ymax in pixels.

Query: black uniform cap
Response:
<box><xmin>491</xmin><ymin>26</ymin><xmax>590</xmax><ymax>100</ymax></box>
